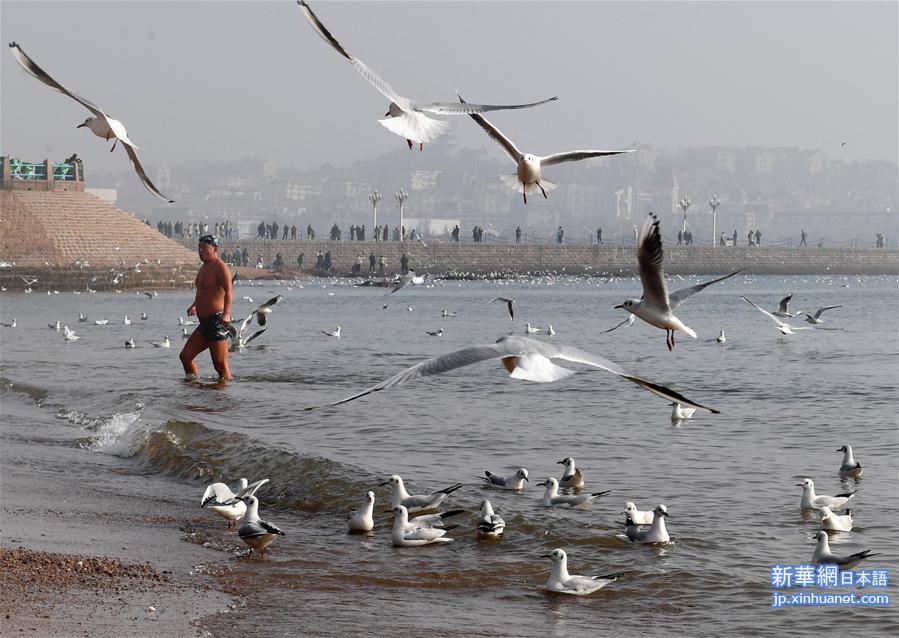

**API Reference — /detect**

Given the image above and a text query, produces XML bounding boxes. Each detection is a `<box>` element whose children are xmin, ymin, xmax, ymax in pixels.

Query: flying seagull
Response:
<box><xmin>798</xmin><ymin>305</ymin><xmax>841</xmax><ymax>325</ymax></box>
<box><xmin>615</xmin><ymin>214</ymin><xmax>745</xmax><ymax>350</ymax></box>
<box><xmin>307</xmin><ymin>335</ymin><xmax>718</xmax><ymax>412</ymax></box>
<box><xmin>741</xmin><ymin>296</ymin><xmax>811</xmax><ymax>335</ymax></box>
<box><xmin>489</xmin><ymin>297</ymin><xmax>515</xmax><ymax>321</ymax></box>
<box><xmin>8</xmin><ymin>42</ymin><xmax>173</xmax><ymax>202</ymax></box>
<box><xmin>296</xmin><ymin>1</ymin><xmax>557</xmax><ymax>150</ymax></box>
<box><xmin>771</xmin><ymin>293</ymin><xmax>801</xmax><ymax>318</ymax></box>
<box><xmin>458</xmin><ymin>92</ymin><xmax>634</xmax><ymax>203</ymax></box>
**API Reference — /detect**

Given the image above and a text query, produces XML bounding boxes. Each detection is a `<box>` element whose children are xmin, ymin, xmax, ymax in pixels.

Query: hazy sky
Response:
<box><xmin>2</xmin><ymin>1</ymin><xmax>896</xmax><ymax>178</ymax></box>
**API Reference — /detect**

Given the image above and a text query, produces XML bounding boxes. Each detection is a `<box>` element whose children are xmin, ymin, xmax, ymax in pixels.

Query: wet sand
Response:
<box><xmin>0</xmin><ymin>410</ymin><xmax>236</xmax><ymax>637</ymax></box>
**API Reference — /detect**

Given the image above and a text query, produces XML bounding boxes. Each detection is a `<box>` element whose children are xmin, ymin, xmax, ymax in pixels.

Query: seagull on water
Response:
<box><xmin>2</xmin><ymin>318</ymin><xmax>17</xmax><ymax>328</ymax></box>
<box><xmin>124</xmin><ymin>338</ymin><xmax>136</xmax><ymax>349</ymax></box>
<box><xmin>837</xmin><ymin>445</ymin><xmax>862</xmax><ymax>478</ymax></box>
<box><xmin>236</xmin><ymin>495</ymin><xmax>285</xmax><ymax>557</ymax></box>
<box><xmin>228</xmin><ymin>295</ymin><xmax>283</xmax><ymax>350</ymax></box>
<box><xmin>182</xmin><ymin>328</ymin><xmax>190</xmax><ymax>339</ymax></box>
<box><xmin>480</xmin><ymin>468</ymin><xmax>529</xmax><ymax>491</ymax></box>
<box><xmin>476</xmin><ymin>500</ymin><xmax>505</xmax><ymax>538</ymax></box>
<box><xmin>741</xmin><ymin>297</ymin><xmax>811</xmax><ymax>335</ymax></box>
<box><xmin>63</xmin><ymin>326</ymin><xmax>79</xmax><ymax>341</ymax></box>
<box><xmin>544</xmin><ymin>549</ymin><xmax>623</xmax><ymax>596</ymax></box>
<box><xmin>140</xmin><ymin>312</ymin><xmax>149</xmax><ymax>320</ymax></box>
<box><xmin>179</xmin><ymin>317</ymin><xmax>196</xmax><ymax>326</ymax></box>
<box><xmin>321</xmin><ymin>326</ymin><xmax>341</xmax><ymax>338</ymax></box>
<box><xmin>8</xmin><ymin>43</ymin><xmax>173</xmax><ymax>202</ymax></box>
<box><xmin>201</xmin><ymin>478</ymin><xmax>268</xmax><ymax>528</ymax></box>
<box><xmin>798</xmin><ymin>305</ymin><xmax>842</xmax><ymax>325</ymax></box>
<box><xmin>820</xmin><ymin>506</ymin><xmax>853</xmax><ymax>532</ymax></box>
<box><xmin>441</xmin><ymin>309</ymin><xmax>456</xmax><ymax>318</ymax></box>
<box><xmin>716</xmin><ymin>330</ymin><xmax>726</xmax><ymax>343</ymax></box>
<box><xmin>490</xmin><ymin>297</ymin><xmax>515</xmax><ymax>321</ymax></box>
<box><xmin>123</xmin><ymin>315</ymin><xmax>131</xmax><ymax>325</ymax></box>
<box><xmin>538</xmin><ymin>477</ymin><xmax>610</xmax><ymax>509</ymax></box>
<box><xmin>380</xmin><ymin>474</ymin><xmax>463</xmax><ymax>512</ymax></box>
<box><xmin>94</xmin><ymin>318</ymin><xmax>108</xmax><ymax>325</ymax></box>
<box><xmin>458</xmin><ymin>92</ymin><xmax>633</xmax><ymax>203</ymax></box>
<box><xmin>616</xmin><ymin>214</ymin><xmax>745</xmax><ymax>350</ymax></box>
<box><xmin>557</xmin><ymin>457</ymin><xmax>585</xmax><ymax>489</ymax></box>
<box><xmin>525</xmin><ymin>322</ymin><xmax>541</xmax><ymax>334</ymax></box>
<box><xmin>150</xmin><ymin>336</ymin><xmax>171</xmax><ymax>348</ymax></box>
<box><xmin>622</xmin><ymin>502</ymin><xmax>655</xmax><ymax>526</ymax></box>
<box><xmin>306</xmin><ymin>335</ymin><xmax>719</xmax><ymax>412</ymax></box>
<box><xmin>296</xmin><ymin>2</ymin><xmax>558</xmax><ymax>151</ymax></box>
<box><xmin>78</xmin><ymin>313</ymin><xmax>88</xmax><ymax>322</ymax></box>
<box><xmin>811</xmin><ymin>531</ymin><xmax>878</xmax><ymax>569</ymax></box>
<box><xmin>347</xmin><ymin>491</ymin><xmax>375</xmax><ymax>533</ymax></box>
<box><xmin>390</xmin><ymin>505</ymin><xmax>460</xmax><ymax>547</ymax></box>
<box><xmin>624</xmin><ymin>505</ymin><xmax>670</xmax><ymax>544</ymax></box>
<box><xmin>48</xmin><ymin>320</ymin><xmax>60</xmax><ymax>331</ymax></box>
<box><xmin>425</xmin><ymin>328</ymin><xmax>444</xmax><ymax>337</ymax></box>
<box><xmin>670</xmin><ymin>403</ymin><xmax>696</xmax><ymax>423</ymax></box>
<box><xmin>547</xmin><ymin>324</ymin><xmax>555</xmax><ymax>336</ymax></box>
<box><xmin>798</xmin><ymin>478</ymin><xmax>855</xmax><ymax>511</ymax></box>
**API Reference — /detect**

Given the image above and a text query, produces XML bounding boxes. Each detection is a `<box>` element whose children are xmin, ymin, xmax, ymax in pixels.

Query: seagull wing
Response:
<box><xmin>297</xmin><ymin>1</ymin><xmax>410</xmax><ymax>109</ymax></box>
<box><xmin>548</xmin><ymin>342</ymin><xmax>719</xmax><ymax>413</ymax></box>
<box><xmin>390</xmin><ymin>273</ymin><xmax>413</xmax><ymax>294</ymax></box>
<box><xmin>201</xmin><ymin>482</ymin><xmax>235</xmax><ymax>507</ymax></box>
<box><xmin>306</xmin><ymin>343</ymin><xmax>506</xmax><ymax>409</ymax></box>
<box><xmin>416</xmin><ymin>95</ymin><xmax>558</xmax><ymax>115</ymax></box>
<box><xmin>636</xmin><ymin>214</ymin><xmax>670</xmax><ymax>311</ymax></box>
<box><xmin>231</xmin><ymin>478</ymin><xmax>270</xmax><ymax>500</ymax></box>
<box><xmin>242</xmin><ymin>327</ymin><xmax>267</xmax><ymax>346</ymax></box>
<box><xmin>813</xmin><ymin>305</ymin><xmax>841</xmax><ymax>319</ymax></box>
<box><xmin>540</xmin><ymin>149</ymin><xmax>636</xmax><ymax>167</ymax></box>
<box><xmin>121</xmin><ymin>141</ymin><xmax>175</xmax><ymax>203</ymax></box>
<box><xmin>8</xmin><ymin>42</ymin><xmax>106</xmax><ymax>119</ymax></box>
<box><xmin>458</xmin><ymin>92</ymin><xmax>522</xmax><ymax>162</ymax></box>
<box><xmin>254</xmin><ymin>295</ymin><xmax>283</xmax><ymax>326</ymax></box>
<box><xmin>668</xmin><ymin>268</ymin><xmax>746</xmax><ymax>310</ymax></box>
<box><xmin>741</xmin><ymin>296</ymin><xmax>788</xmax><ymax>327</ymax></box>
<box><xmin>602</xmin><ymin>314</ymin><xmax>636</xmax><ymax>333</ymax></box>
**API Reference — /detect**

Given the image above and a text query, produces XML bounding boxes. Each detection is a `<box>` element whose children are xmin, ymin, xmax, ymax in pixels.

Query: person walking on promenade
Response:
<box><xmin>799</xmin><ymin>229</ymin><xmax>807</xmax><ymax>247</ymax></box>
<box><xmin>557</xmin><ymin>226</ymin><xmax>564</xmax><ymax>244</ymax></box>
<box><xmin>597</xmin><ymin>227</ymin><xmax>603</xmax><ymax>244</ymax></box>
<box><xmin>378</xmin><ymin>254</ymin><xmax>386</xmax><ymax>274</ymax></box>
<box><xmin>180</xmin><ymin>235</ymin><xmax>233</xmax><ymax>381</ymax></box>
<box><xmin>400</xmin><ymin>253</ymin><xmax>409</xmax><ymax>275</ymax></box>
<box><xmin>755</xmin><ymin>229</ymin><xmax>762</xmax><ymax>246</ymax></box>
<box><xmin>516</xmin><ymin>226</ymin><xmax>522</xmax><ymax>244</ymax></box>
<box><xmin>369</xmin><ymin>252</ymin><xmax>376</xmax><ymax>274</ymax></box>
<box><xmin>732</xmin><ymin>229</ymin><xmax>738</xmax><ymax>246</ymax></box>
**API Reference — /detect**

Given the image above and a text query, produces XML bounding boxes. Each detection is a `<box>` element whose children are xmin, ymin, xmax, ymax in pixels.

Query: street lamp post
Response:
<box><xmin>678</xmin><ymin>196</ymin><xmax>692</xmax><ymax>235</ymax></box>
<box><xmin>709</xmin><ymin>195</ymin><xmax>720</xmax><ymax>245</ymax></box>
<box><xmin>395</xmin><ymin>189</ymin><xmax>408</xmax><ymax>239</ymax></box>
<box><xmin>368</xmin><ymin>189</ymin><xmax>381</xmax><ymax>232</ymax></box>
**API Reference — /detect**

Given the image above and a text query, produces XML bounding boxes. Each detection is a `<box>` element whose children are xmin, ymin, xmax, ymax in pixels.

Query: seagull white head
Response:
<box><xmin>654</xmin><ymin>504</ymin><xmax>669</xmax><ymax>518</ymax></box>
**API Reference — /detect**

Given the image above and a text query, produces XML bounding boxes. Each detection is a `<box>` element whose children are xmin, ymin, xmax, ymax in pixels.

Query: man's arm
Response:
<box><xmin>217</xmin><ymin>261</ymin><xmax>233</xmax><ymax>323</ymax></box>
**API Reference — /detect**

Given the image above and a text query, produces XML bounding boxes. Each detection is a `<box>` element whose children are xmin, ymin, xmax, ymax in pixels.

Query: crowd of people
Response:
<box><xmin>147</xmin><ymin>219</ymin><xmax>236</xmax><ymax>240</ymax></box>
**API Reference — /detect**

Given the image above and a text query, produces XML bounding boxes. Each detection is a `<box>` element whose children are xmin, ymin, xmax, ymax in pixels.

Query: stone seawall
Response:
<box><xmin>190</xmin><ymin>239</ymin><xmax>899</xmax><ymax>276</ymax></box>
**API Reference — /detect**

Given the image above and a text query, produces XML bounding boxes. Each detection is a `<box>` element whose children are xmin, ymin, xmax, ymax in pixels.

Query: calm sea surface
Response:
<box><xmin>2</xmin><ymin>274</ymin><xmax>897</xmax><ymax>636</ymax></box>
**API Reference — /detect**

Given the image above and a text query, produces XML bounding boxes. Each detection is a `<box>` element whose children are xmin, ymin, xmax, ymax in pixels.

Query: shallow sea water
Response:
<box><xmin>1</xmin><ymin>273</ymin><xmax>897</xmax><ymax>636</ymax></box>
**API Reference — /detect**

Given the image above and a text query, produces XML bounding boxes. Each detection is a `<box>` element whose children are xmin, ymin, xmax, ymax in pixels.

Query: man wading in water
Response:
<box><xmin>180</xmin><ymin>234</ymin><xmax>233</xmax><ymax>380</ymax></box>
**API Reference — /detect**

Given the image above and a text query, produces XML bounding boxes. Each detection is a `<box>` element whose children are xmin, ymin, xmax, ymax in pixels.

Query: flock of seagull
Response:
<box><xmin>10</xmin><ymin>1</ymin><xmax>634</xmax><ymax>204</ymax></box>
<box><xmin>7</xmin><ymin>0</ymin><xmax>875</xmax><ymax>598</ymax></box>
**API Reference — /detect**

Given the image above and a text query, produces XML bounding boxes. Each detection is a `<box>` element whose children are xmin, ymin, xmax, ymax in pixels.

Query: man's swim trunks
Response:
<box><xmin>197</xmin><ymin>311</ymin><xmax>230</xmax><ymax>341</ymax></box>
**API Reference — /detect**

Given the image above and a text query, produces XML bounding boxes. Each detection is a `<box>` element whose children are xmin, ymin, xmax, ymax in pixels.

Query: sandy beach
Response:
<box><xmin>0</xmin><ymin>406</ymin><xmax>236</xmax><ymax>637</ymax></box>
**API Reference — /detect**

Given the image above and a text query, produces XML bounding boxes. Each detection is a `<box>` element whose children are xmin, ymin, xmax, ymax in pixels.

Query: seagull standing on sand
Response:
<box><xmin>347</xmin><ymin>491</ymin><xmax>375</xmax><ymax>533</ymax></box>
<box><xmin>837</xmin><ymin>445</ymin><xmax>862</xmax><ymax>478</ymax></box>
<box><xmin>624</xmin><ymin>505</ymin><xmax>670</xmax><ymax>543</ymax></box>
<box><xmin>458</xmin><ymin>92</ymin><xmax>634</xmax><ymax>203</ymax></box>
<box><xmin>236</xmin><ymin>495</ymin><xmax>285</xmax><ymax>557</ymax></box>
<box><xmin>538</xmin><ymin>477</ymin><xmax>610</xmax><ymax>509</ymax></box>
<box><xmin>615</xmin><ymin>214</ymin><xmax>745</xmax><ymax>350</ymax></box>
<box><xmin>490</xmin><ymin>297</ymin><xmax>515</xmax><ymax>321</ymax></box>
<box><xmin>296</xmin><ymin>2</ymin><xmax>557</xmax><ymax>151</ymax></box>
<box><xmin>811</xmin><ymin>531</ymin><xmax>878</xmax><ymax>568</ymax></box>
<box><xmin>557</xmin><ymin>457</ymin><xmax>585</xmax><ymax>489</ymax></box>
<box><xmin>381</xmin><ymin>475</ymin><xmax>463</xmax><ymax>512</ymax></box>
<box><xmin>306</xmin><ymin>335</ymin><xmax>719</xmax><ymax>412</ymax></box>
<box><xmin>8</xmin><ymin>43</ymin><xmax>173</xmax><ymax>202</ymax></box>
<box><xmin>480</xmin><ymin>468</ymin><xmax>529</xmax><ymax>491</ymax></box>
<box><xmin>544</xmin><ymin>549</ymin><xmax>623</xmax><ymax>595</ymax></box>
<box><xmin>798</xmin><ymin>478</ymin><xmax>855</xmax><ymax>510</ymax></box>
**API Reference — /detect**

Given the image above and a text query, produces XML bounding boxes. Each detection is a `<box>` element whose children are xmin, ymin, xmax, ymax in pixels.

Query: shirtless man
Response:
<box><xmin>180</xmin><ymin>235</ymin><xmax>233</xmax><ymax>380</ymax></box>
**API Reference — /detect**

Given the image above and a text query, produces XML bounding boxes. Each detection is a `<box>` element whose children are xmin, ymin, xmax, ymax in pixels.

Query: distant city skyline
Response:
<box><xmin>2</xmin><ymin>1</ymin><xmax>896</xmax><ymax>188</ymax></box>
